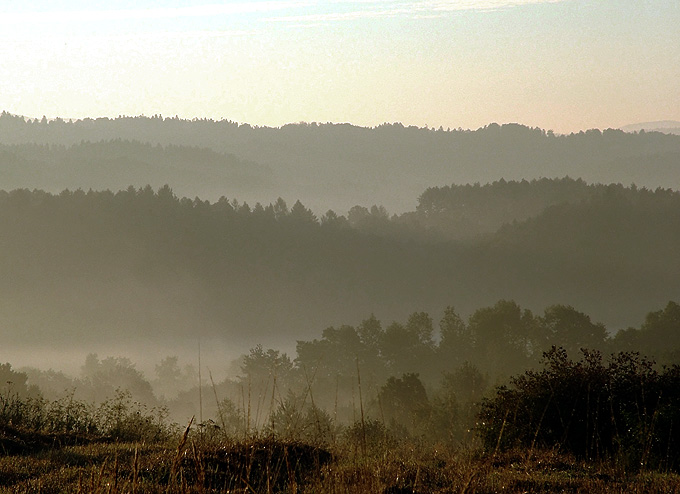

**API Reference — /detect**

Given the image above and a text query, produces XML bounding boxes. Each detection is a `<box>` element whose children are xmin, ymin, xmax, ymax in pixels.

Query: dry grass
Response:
<box><xmin>4</xmin><ymin>381</ymin><xmax>680</xmax><ymax>492</ymax></box>
<box><xmin>2</xmin><ymin>429</ymin><xmax>680</xmax><ymax>493</ymax></box>
<box><xmin>2</xmin><ymin>389</ymin><xmax>680</xmax><ymax>493</ymax></box>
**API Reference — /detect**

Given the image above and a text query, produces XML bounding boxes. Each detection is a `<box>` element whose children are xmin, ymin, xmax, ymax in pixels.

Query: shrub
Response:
<box><xmin>344</xmin><ymin>418</ymin><xmax>395</xmax><ymax>454</ymax></box>
<box><xmin>266</xmin><ymin>392</ymin><xmax>337</xmax><ymax>446</ymax></box>
<box><xmin>96</xmin><ymin>389</ymin><xmax>173</xmax><ymax>442</ymax></box>
<box><xmin>378</xmin><ymin>373</ymin><xmax>431</xmax><ymax>438</ymax></box>
<box><xmin>0</xmin><ymin>387</ymin><xmax>172</xmax><ymax>443</ymax></box>
<box><xmin>478</xmin><ymin>347</ymin><xmax>680</xmax><ymax>470</ymax></box>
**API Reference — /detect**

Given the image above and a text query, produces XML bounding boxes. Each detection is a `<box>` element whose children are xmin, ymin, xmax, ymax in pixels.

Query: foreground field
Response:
<box><xmin>2</xmin><ymin>424</ymin><xmax>680</xmax><ymax>493</ymax></box>
<box><xmin>5</xmin><ymin>347</ymin><xmax>680</xmax><ymax>492</ymax></box>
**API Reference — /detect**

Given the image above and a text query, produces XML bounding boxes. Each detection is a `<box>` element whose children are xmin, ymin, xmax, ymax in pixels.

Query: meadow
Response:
<box><xmin>4</xmin><ymin>352</ymin><xmax>680</xmax><ymax>493</ymax></box>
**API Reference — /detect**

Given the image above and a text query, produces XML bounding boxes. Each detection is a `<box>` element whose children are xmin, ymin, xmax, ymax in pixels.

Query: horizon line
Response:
<box><xmin>4</xmin><ymin>110</ymin><xmax>677</xmax><ymax>135</ymax></box>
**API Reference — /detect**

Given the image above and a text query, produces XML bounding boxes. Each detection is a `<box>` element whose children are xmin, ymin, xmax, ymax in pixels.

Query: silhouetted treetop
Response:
<box><xmin>0</xmin><ymin>181</ymin><xmax>677</xmax><ymax>351</ymax></box>
<box><xmin>2</xmin><ymin>112</ymin><xmax>679</xmax><ymax>212</ymax></box>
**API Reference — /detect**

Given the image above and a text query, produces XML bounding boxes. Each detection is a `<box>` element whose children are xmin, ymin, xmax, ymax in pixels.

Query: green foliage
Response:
<box><xmin>296</xmin><ymin>325</ymin><xmax>365</xmax><ymax>383</ymax></box>
<box><xmin>0</xmin><ymin>363</ymin><xmax>41</xmax><ymax>399</ymax></box>
<box><xmin>239</xmin><ymin>345</ymin><xmax>295</xmax><ymax>405</ymax></box>
<box><xmin>0</xmin><ymin>181</ymin><xmax>678</xmax><ymax>351</ymax></box>
<box><xmin>539</xmin><ymin>305</ymin><xmax>607</xmax><ymax>357</ymax></box>
<box><xmin>378</xmin><ymin>373</ymin><xmax>431</xmax><ymax>438</ymax></box>
<box><xmin>438</xmin><ymin>306</ymin><xmax>472</xmax><ymax>358</ymax></box>
<box><xmin>267</xmin><ymin>392</ymin><xmax>337</xmax><ymax>446</ymax></box>
<box><xmin>344</xmin><ymin>418</ymin><xmax>396</xmax><ymax>453</ymax></box>
<box><xmin>0</xmin><ymin>387</ymin><xmax>172</xmax><ymax>443</ymax></box>
<box><xmin>635</xmin><ymin>301</ymin><xmax>680</xmax><ymax>360</ymax></box>
<box><xmin>479</xmin><ymin>347</ymin><xmax>680</xmax><ymax>470</ymax></box>
<box><xmin>80</xmin><ymin>354</ymin><xmax>158</xmax><ymax>407</ymax></box>
<box><xmin>468</xmin><ymin>300</ymin><xmax>538</xmax><ymax>375</ymax></box>
<box><xmin>4</xmin><ymin>114</ymin><xmax>680</xmax><ymax>215</ymax></box>
<box><xmin>153</xmin><ymin>356</ymin><xmax>197</xmax><ymax>400</ymax></box>
<box><xmin>380</xmin><ymin>321</ymin><xmax>437</xmax><ymax>379</ymax></box>
<box><xmin>416</xmin><ymin>177</ymin><xmax>597</xmax><ymax>240</ymax></box>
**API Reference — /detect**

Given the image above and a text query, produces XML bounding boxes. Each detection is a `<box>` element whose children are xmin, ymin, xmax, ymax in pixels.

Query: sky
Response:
<box><xmin>0</xmin><ymin>0</ymin><xmax>678</xmax><ymax>133</ymax></box>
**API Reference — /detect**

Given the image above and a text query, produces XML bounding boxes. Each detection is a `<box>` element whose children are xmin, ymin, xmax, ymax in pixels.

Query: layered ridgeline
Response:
<box><xmin>0</xmin><ymin>140</ymin><xmax>276</xmax><ymax>204</ymax></box>
<box><xmin>0</xmin><ymin>179</ymin><xmax>678</xmax><ymax>358</ymax></box>
<box><xmin>2</xmin><ymin>112</ymin><xmax>680</xmax><ymax>212</ymax></box>
<box><xmin>621</xmin><ymin>120</ymin><xmax>680</xmax><ymax>135</ymax></box>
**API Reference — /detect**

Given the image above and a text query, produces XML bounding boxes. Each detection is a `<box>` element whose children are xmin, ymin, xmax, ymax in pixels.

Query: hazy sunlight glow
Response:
<box><xmin>0</xmin><ymin>0</ymin><xmax>677</xmax><ymax>133</ymax></box>
<box><xmin>0</xmin><ymin>2</ymin><xmax>314</xmax><ymax>24</ymax></box>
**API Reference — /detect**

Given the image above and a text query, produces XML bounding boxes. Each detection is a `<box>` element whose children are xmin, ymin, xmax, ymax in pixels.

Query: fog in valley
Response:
<box><xmin>0</xmin><ymin>114</ymin><xmax>678</xmax><ymax>428</ymax></box>
<box><xmin>3</xmin><ymin>8</ymin><xmax>680</xmax><ymax>483</ymax></box>
<box><xmin>3</xmin><ymin>113</ymin><xmax>680</xmax><ymax>213</ymax></box>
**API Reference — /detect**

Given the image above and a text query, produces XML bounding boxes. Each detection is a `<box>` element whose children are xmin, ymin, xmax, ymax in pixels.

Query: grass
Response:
<box><xmin>6</xmin><ymin>351</ymin><xmax>680</xmax><ymax>492</ymax></box>
<box><xmin>2</xmin><ymin>425</ymin><xmax>680</xmax><ymax>493</ymax></box>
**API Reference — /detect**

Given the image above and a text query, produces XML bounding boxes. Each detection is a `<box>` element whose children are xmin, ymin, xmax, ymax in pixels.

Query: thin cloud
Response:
<box><xmin>416</xmin><ymin>0</ymin><xmax>568</xmax><ymax>11</ymax></box>
<box><xmin>0</xmin><ymin>0</ymin><xmax>569</xmax><ymax>27</ymax></box>
<box><xmin>413</xmin><ymin>0</ymin><xmax>569</xmax><ymax>17</ymax></box>
<box><xmin>0</xmin><ymin>2</ymin><xmax>314</xmax><ymax>25</ymax></box>
<box><xmin>267</xmin><ymin>0</ymin><xmax>570</xmax><ymax>23</ymax></box>
<box><xmin>271</xmin><ymin>9</ymin><xmax>409</xmax><ymax>23</ymax></box>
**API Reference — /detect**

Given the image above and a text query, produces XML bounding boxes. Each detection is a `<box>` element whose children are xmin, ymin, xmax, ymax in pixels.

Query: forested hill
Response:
<box><xmin>2</xmin><ymin>112</ymin><xmax>680</xmax><ymax>213</ymax></box>
<box><xmin>405</xmin><ymin>177</ymin><xmax>680</xmax><ymax>240</ymax></box>
<box><xmin>406</xmin><ymin>177</ymin><xmax>595</xmax><ymax>240</ymax></box>
<box><xmin>0</xmin><ymin>182</ymin><xmax>677</xmax><ymax>356</ymax></box>
<box><xmin>0</xmin><ymin>140</ymin><xmax>275</xmax><ymax>202</ymax></box>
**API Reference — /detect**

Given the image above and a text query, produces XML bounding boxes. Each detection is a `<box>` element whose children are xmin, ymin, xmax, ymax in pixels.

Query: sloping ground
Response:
<box><xmin>1</xmin><ymin>439</ymin><xmax>680</xmax><ymax>493</ymax></box>
<box><xmin>3</xmin><ymin>113</ymin><xmax>680</xmax><ymax>212</ymax></box>
<box><xmin>0</xmin><ymin>424</ymin><xmax>99</xmax><ymax>456</ymax></box>
<box><xmin>0</xmin><ymin>437</ymin><xmax>333</xmax><ymax>493</ymax></box>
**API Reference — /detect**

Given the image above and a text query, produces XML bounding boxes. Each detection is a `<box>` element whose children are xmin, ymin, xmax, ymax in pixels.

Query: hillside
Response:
<box><xmin>404</xmin><ymin>177</ymin><xmax>596</xmax><ymax>240</ymax></box>
<box><xmin>2</xmin><ymin>112</ymin><xmax>680</xmax><ymax>213</ymax></box>
<box><xmin>621</xmin><ymin>121</ymin><xmax>680</xmax><ymax>135</ymax></box>
<box><xmin>0</xmin><ymin>181</ymin><xmax>678</xmax><ymax>368</ymax></box>
<box><xmin>0</xmin><ymin>140</ymin><xmax>275</xmax><ymax>203</ymax></box>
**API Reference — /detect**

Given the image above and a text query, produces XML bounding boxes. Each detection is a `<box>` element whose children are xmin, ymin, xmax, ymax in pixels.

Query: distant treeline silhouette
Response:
<box><xmin>0</xmin><ymin>180</ymin><xmax>678</xmax><ymax>351</ymax></box>
<box><xmin>2</xmin><ymin>111</ymin><xmax>680</xmax><ymax>212</ymax></box>
<box><xmin>13</xmin><ymin>297</ymin><xmax>680</xmax><ymax>451</ymax></box>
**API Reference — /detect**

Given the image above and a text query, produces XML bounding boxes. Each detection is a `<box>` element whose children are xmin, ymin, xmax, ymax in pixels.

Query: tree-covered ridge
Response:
<box><xmin>411</xmin><ymin>177</ymin><xmax>596</xmax><ymax>239</ymax></box>
<box><xmin>2</xmin><ymin>111</ymin><xmax>680</xmax><ymax>212</ymax></box>
<box><xmin>0</xmin><ymin>140</ymin><xmax>274</xmax><ymax>202</ymax></box>
<box><xmin>492</xmin><ymin>183</ymin><xmax>680</xmax><ymax>267</ymax></box>
<box><xmin>479</xmin><ymin>347</ymin><xmax>680</xmax><ymax>470</ymax></box>
<box><xmin>0</xmin><ymin>180</ymin><xmax>678</xmax><ymax>355</ymax></box>
<box><xmin>12</xmin><ymin>298</ymin><xmax>680</xmax><ymax>452</ymax></box>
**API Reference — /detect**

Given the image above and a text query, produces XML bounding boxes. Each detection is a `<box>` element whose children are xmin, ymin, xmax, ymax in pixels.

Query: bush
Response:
<box><xmin>428</xmin><ymin>363</ymin><xmax>488</xmax><ymax>446</ymax></box>
<box><xmin>0</xmin><ymin>388</ymin><xmax>173</xmax><ymax>443</ymax></box>
<box><xmin>478</xmin><ymin>347</ymin><xmax>680</xmax><ymax>470</ymax></box>
<box><xmin>266</xmin><ymin>392</ymin><xmax>338</xmax><ymax>446</ymax></box>
<box><xmin>378</xmin><ymin>373</ymin><xmax>431</xmax><ymax>438</ymax></box>
<box><xmin>344</xmin><ymin>419</ymin><xmax>395</xmax><ymax>454</ymax></box>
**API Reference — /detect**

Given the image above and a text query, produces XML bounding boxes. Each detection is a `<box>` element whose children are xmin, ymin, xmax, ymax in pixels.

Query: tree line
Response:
<box><xmin>8</xmin><ymin>298</ymin><xmax>680</xmax><ymax>449</ymax></box>
<box><xmin>0</xmin><ymin>180</ymin><xmax>678</xmax><ymax>352</ymax></box>
<box><xmin>2</xmin><ymin>111</ymin><xmax>680</xmax><ymax>212</ymax></box>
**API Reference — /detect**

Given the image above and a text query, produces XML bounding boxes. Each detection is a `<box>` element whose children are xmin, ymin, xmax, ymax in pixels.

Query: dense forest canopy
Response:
<box><xmin>2</xmin><ymin>112</ymin><xmax>680</xmax><ymax>213</ymax></box>
<box><xmin>0</xmin><ymin>140</ymin><xmax>274</xmax><ymax>199</ymax></box>
<box><xmin>1</xmin><ymin>111</ymin><xmax>679</xmax><ymax>386</ymax></box>
<box><xmin>1</xmin><ymin>114</ymin><xmax>679</xmax><ymax>484</ymax></box>
<box><xmin>10</xmin><ymin>297</ymin><xmax>680</xmax><ymax>451</ymax></box>
<box><xmin>0</xmin><ymin>179</ymin><xmax>678</xmax><ymax>372</ymax></box>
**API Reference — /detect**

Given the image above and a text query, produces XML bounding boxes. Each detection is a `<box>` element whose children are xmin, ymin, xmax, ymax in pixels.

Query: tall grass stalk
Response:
<box><xmin>356</xmin><ymin>358</ymin><xmax>367</xmax><ymax>458</ymax></box>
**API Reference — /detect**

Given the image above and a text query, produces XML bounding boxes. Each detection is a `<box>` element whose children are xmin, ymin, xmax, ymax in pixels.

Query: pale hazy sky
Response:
<box><xmin>1</xmin><ymin>0</ymin><xmax>678</xmax><ymax>132</ymax></box>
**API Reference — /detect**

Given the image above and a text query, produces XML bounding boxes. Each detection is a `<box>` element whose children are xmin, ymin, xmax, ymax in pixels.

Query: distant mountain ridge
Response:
<box><xmin>620</xmin><ymin>121</ymin><xmax>680</xmax><ymax>135</ymax></box>
<box><xmin>2</xmin><ymin>112</ymin><xmax>680</xmax><ymax>213</ymax></box>
<box><xmin>0</xmin><ymin>140</ymin><xmax>275</xmax><ymax>201</ymax></box>
<box><xmin>0</xmin><ymin>181</ymin><xmax>677</xmax><ymax>357</ymax></box>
